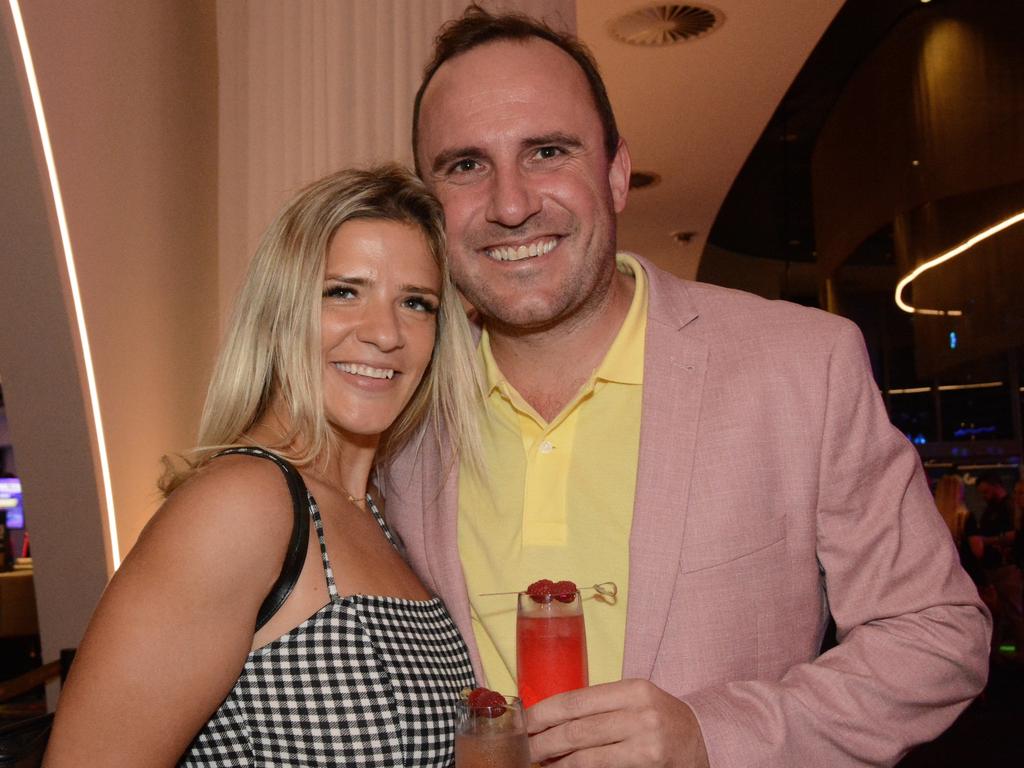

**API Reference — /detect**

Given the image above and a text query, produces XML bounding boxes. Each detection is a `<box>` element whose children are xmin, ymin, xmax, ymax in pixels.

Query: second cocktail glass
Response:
<box><xmin>454</xmin><ymin>694</ymin><xmax>530</xmax><ymax>768</ymax></box>
<box><xmin>515</xmin><ymin>588</ymin><xmax>588</xmax><ymax>708</ymax></box>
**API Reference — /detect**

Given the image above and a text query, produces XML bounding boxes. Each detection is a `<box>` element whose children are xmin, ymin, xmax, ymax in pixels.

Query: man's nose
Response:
<box><xmin>356</xmin><ymin>301</ymin><xmax>404</xmax><ymax>351</ymax></box>
<box><xmin>485</xmin><ymin>165</ymin><xmax>541</xmax><ymax>227</ymax></box>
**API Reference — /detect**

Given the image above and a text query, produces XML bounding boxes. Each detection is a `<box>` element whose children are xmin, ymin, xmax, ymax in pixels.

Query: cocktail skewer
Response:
<box><xmin>479</xmin><ymin>581</ymin><xmax>618</xmax><ymax>598</ymax></box>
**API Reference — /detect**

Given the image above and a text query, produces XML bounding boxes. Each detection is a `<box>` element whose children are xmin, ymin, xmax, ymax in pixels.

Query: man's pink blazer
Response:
<box><xmin>384</xmin><ymin>254</ymin><xmax>990</xmax><ymax>767</ymax></box>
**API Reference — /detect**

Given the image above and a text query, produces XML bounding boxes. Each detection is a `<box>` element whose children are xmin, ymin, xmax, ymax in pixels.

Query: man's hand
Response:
<box><xmin>526</xmin><ymin>679</ymin><xmax>710</xmax><ymax>767</ymax></box>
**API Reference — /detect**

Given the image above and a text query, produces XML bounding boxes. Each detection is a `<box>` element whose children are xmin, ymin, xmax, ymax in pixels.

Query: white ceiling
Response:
<box><xmin>574</xmin><ymin>0</ymin><xmax>844</xmax><ymax>279</ymax></box>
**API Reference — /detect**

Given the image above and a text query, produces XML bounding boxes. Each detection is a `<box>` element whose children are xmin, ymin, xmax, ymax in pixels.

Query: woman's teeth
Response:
<box><xmin>336</xmin><ymin>362</ymin><xmax>394</xmax><ymax>380</ymax></box>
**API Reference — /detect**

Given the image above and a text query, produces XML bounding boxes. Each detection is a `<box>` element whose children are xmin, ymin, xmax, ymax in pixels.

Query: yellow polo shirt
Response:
<box><xmin>458</xmin><ymin>253</ymin><xmax>647</xmax><ymax>694</ymax></box>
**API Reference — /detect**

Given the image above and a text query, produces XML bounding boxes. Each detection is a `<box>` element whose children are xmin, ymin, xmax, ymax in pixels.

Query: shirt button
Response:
<box><xmin>539</xmin><ymin>440</ymin><xmax>554</xmax><ymax>454</ymax></box>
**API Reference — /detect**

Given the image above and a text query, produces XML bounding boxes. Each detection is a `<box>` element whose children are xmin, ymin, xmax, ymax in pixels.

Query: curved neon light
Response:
<box><xmin>9</xmin><ymin>0</ymin><xmax>120</xmax><ymax>568</ymax></box>
<box><xmin>895</xmin><ymin>209</ymin><xmax>1024</xmax><ymax>316</ymax></box>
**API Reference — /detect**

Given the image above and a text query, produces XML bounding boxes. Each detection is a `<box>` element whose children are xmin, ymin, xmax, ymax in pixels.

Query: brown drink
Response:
<box><xmin>454</xmin><ymin>691</ymin><xmax>530</xmax><ymax>768</ymax></box>
<box><xmin>454</xmin><ymin>729</ymin><xmax>531</xmax><ymax>768</ymax></box>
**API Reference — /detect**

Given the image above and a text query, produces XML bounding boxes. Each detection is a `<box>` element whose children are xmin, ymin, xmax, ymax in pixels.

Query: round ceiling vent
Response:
<box><xmin>609</xmin><ymin>4</ymin><xmax>723</xmax><ymax>46</ymax></box>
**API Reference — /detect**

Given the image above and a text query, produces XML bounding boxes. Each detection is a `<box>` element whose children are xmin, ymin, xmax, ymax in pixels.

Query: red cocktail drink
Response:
<box><xmin>516</xmin><ymin>589</ymin><xmax>588</xmax><ymax>708</ymax></box>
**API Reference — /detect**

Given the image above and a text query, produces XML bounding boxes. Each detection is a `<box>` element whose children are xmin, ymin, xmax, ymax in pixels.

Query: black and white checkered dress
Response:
<box><xmin>178</xmin><ymin>463</ymin><xmax>475</xmax><ymax>766</ymax></box>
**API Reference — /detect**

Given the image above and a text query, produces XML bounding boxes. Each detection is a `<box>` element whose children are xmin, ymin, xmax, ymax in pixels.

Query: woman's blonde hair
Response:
<box><xmin>934</xmin><ymin>474</ymin><xmax>969</xmax><ymax>544</ymax></box>
<box><xmin>161</xmin><ymin>165</ymin><xmax>481</xmax><ymax>493</ymax></box>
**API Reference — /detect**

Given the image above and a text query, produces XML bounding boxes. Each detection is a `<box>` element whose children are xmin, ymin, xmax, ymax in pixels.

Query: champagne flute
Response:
<box><xmin>516</xmin><ymin>586</ymin><xmax>588</xmax><ymax>708</ymax></box>
<box><xmin>454</xmin><ymin>694</ymin><xmax>530</xmax><ymax>768</ymax></box>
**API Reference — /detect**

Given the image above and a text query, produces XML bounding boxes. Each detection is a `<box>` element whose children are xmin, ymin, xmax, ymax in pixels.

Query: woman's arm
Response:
<box><xmin>44</xmin><ymin>456</ymin><xmax>293</xmax><ymax>767</ymax></box>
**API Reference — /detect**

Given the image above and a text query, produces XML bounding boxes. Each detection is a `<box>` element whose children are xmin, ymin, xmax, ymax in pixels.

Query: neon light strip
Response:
<box><xmin>895</xmin><ymin>209</ymin><xmax>1024</xmax><ymax>315</ymax></box>
<box><xmin>887</xmin><ymin>386</ymin><xmax>931</xmax><ymax>395</ymax></box>
<box><xmin>9</xmin><ymin>0</ymin><xmax>120</xmax><ymax>568</ymax></box>
<box><xmin>938</xmin><ymin>381</ymin><xmax>1003</xmax><ymax>391</ymax></box>
<box><xmin>888</xmin><ymin>381</ymin><xmax>1005</xmax><ymax>395</ymax></box>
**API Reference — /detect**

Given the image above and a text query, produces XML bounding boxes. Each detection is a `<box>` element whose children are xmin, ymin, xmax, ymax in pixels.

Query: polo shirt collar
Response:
<box><xmin>594</xmin><ymin>252</ymin><xmax>646</xmax><ymax>385</ymax></box>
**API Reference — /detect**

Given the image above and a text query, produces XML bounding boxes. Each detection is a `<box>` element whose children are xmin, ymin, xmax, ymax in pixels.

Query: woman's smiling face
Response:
<box><xmin>320</xmin><ymin>219</ymin><xmax>440</xmax><ymax>441</ymax></box>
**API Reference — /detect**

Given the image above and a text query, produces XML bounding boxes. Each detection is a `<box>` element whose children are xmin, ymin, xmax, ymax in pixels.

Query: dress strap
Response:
<box><xmin>309</xmin><ymin>497</ymin><xmax>341</xmax><ymax>601</ymax></box>
<box><xmin>213</xmin><ymin>447</ymin><xmax>311</xmax><ymax>629</ymax></box>
<box><xmin>365</xmin><ymin>495</ymin><xmax>400</xmax><ymax>550</ymax></box>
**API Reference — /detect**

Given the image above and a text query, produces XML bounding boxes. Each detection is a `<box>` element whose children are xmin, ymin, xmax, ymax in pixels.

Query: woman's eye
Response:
<box><xmin>323</xmin><ymin>285</ymin><xmax>356</xmax><ymax>299</ymax></box>
<box><xmin>404</xmin><ymin>296</ymin><xmax>438</xmax><ymax>314</ymax></box>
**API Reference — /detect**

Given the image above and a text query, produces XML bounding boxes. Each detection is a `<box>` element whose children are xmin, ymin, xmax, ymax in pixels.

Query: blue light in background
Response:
<box><xmin>953</xmin><ymin>425</ymin><xmax>997</xmax><ymax>439</ymax></box>
<box><xmin>949</xmin><ymin>331</ymin><xmax>958</xmax><ymax>350</ymax></box>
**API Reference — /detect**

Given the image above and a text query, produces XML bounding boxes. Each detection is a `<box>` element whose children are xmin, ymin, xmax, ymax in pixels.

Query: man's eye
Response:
<box><xmin>535</xmin><ymin>146</ymin><xmax>563</xmax><ymax>160</ymax></box>
<box><xmin>451</xmin><ymin>159</ymin><xmax>480</xmax><ymax>174</ymax></box>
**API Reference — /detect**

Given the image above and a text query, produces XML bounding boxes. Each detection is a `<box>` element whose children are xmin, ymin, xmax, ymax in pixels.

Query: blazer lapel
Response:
<box><xmin>417</xmin><ymin>436</ymin><xmax>486</xmax><ymax>683</ymax></box>
<box><xmin>623</xmin><ymin>256</ymin><xmax>707</xmax><ymax>680</ymax></box>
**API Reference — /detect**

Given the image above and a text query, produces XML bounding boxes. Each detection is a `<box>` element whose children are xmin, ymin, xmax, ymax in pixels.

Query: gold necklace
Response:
<box><xmin>341</xmin><ymin>484</ymin><xmax>367</xmax><ymax>508</ymax></box>
<box><xmin>242</xmin><ymin>423</ymin><xmax>368</xmax><ymax>509</ymax></box>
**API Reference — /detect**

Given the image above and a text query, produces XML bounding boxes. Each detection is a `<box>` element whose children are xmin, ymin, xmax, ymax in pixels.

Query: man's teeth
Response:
<box><xmin>486</xmin><ymin>239</ymin><xmax>557</xmax><ymax>261</ymax></box>
<box><xmin>336</xmin><ymin>363</ymin><xmax>394</xmax><ymax>380</ymax></box>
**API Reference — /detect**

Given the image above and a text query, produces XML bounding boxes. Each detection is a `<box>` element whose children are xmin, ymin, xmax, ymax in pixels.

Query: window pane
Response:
<box><xmin>889</xmin><ymin>392</ymin><xmax>934</xmax><ymax>444</ymax></box>
<box><xmin>940</xmin><ymin>385</ymin><xmax>1012</xmax><ymax>441</ymax></box>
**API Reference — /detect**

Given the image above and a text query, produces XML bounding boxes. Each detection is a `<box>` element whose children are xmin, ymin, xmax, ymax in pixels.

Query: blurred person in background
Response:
<box><xmin>1014</xmin><ymin>479</ymin><xmax>1024</xmax><ymax>549</ymax></box>
<box><xmin>967</xmin><ymin>472</ymin><xmax>1023</xmax><ymax>653</ymax></box>
<box><xmin>935</xmin><ymin>474</ymin><xmax>970</xmax><ymax>550</ymax></box>
<box><xmin>936</xmin><ymin>475</ymin><xmax>995</xmax><ymax>632</ymax></box>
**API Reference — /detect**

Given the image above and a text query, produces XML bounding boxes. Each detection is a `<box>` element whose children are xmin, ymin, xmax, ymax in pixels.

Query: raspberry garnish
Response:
<box><xmin>552</xmin><ymin>580</ymin><xmax>578</xmax><ymax>602</ymax></box>
<box><xmin>526</xmin><ymin>578</ymin><xmax>577</xmax><ymax>603</ymax></box>
<box><xmin>526</xmin><ymin>578</ymin><xmax>556</xmax><ymax>603</ymax></box>
<box><xmin>467</xmin><ymin>687</ymin><xmax>507</xmax><ymax>717</ymax></box>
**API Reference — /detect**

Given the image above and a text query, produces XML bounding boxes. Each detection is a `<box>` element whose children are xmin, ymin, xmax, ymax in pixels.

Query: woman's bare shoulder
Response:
<box><xmin>44</xmin><ymin>453</ymin><xmax>303</xmax><ymax>766</ymax></box>
<box><xmin>159</xmin><ymin>453</ymin><xmax>293</xmax><ymax>530</ymax></box>
<box><xmin>131</xmin><ymin>453</ymin><xmax>297</xmax><ymax>587</ymax></box>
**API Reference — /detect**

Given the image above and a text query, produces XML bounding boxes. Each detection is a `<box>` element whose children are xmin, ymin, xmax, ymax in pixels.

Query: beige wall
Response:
<box><xmin>1</xmin><ymin>0</ymin><xmax>219</xmax><ymax>669</ymax></box>
<box><xmin>19</xmin><ymin>0</ymin><xmax>220</xmax><ymax>555</ymax></box>
<box><xmin>1</xmin><ymin>2</ymin><xmax>111</xmax><ymax>674</ymax></box>
<box><xmin>217</xmin><ymin>0</ymin><xmax>575</xmax><ymax>321</ymax></box>
<box><xmin>4</xmin><ymin>0</ymin><xmax>573</xmax><ymax>669</ymax></box>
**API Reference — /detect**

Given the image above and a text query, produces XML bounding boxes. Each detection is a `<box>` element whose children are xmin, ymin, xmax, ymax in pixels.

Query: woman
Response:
<box><xmin>1014</xmin><ymin>478</ymin><xmax>1024</xmax><ymax>577</ymax></box>
<box><xmin>1014</xmin><ymin>479</ymin><xmax>1024</xmax><ymax>539</ymax></box>
<box><xmin>935</xmin><ymin>474</ymin><xmax>989</xmax><ymax>592</ymax></box>
<box><xmin>44</xmin><ymin>166</ymin><xmax>481</xmax><ymax>766</ymax></box>
<box><xmin>934</xmin><ymin>474</ymin><xmax>970</xmax><ymax>549</ymax></box>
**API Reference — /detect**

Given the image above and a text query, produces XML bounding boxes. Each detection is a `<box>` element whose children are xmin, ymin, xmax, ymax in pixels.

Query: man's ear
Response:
<box><xmin>608</xmin><ymin>138</ymin><xmax>631</xmax><ymax>214</ymax></box>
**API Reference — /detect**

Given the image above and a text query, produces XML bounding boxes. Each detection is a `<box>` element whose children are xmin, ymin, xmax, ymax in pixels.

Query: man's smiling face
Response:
<box><xmin>415</xmin><ymin>38</ymin><xmax>629</xmax><ymax>333</ymax></box>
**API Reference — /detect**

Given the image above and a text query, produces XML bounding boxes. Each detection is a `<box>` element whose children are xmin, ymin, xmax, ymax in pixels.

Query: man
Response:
<box><xmin>385</xmin><ymin>7</ymin><xmax>990</xmax><ymax>766</ymax></box>
<box><xmin>967</xmin><ymin>472</ymin><xmax>1023</xmax><ymax>649</ymax></box>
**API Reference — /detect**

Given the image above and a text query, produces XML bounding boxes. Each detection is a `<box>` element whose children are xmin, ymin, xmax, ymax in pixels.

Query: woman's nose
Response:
<box><xmin>356</xmin><ymin>301</ymin><xmax>404</xmax><ymax>351</ymax></box>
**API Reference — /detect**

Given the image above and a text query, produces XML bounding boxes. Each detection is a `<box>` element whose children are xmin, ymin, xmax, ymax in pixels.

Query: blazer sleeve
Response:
<box><xmin>680</xmin><ymin>321</ymin><xmax>991</xmax><ymax>767</ymax></box>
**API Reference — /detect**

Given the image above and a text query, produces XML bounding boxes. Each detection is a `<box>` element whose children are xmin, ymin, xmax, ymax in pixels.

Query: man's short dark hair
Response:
<box><xmin>412</xmin><ymin>4</ymin><xmax>620</xmax><ymax>174</ymax></box>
